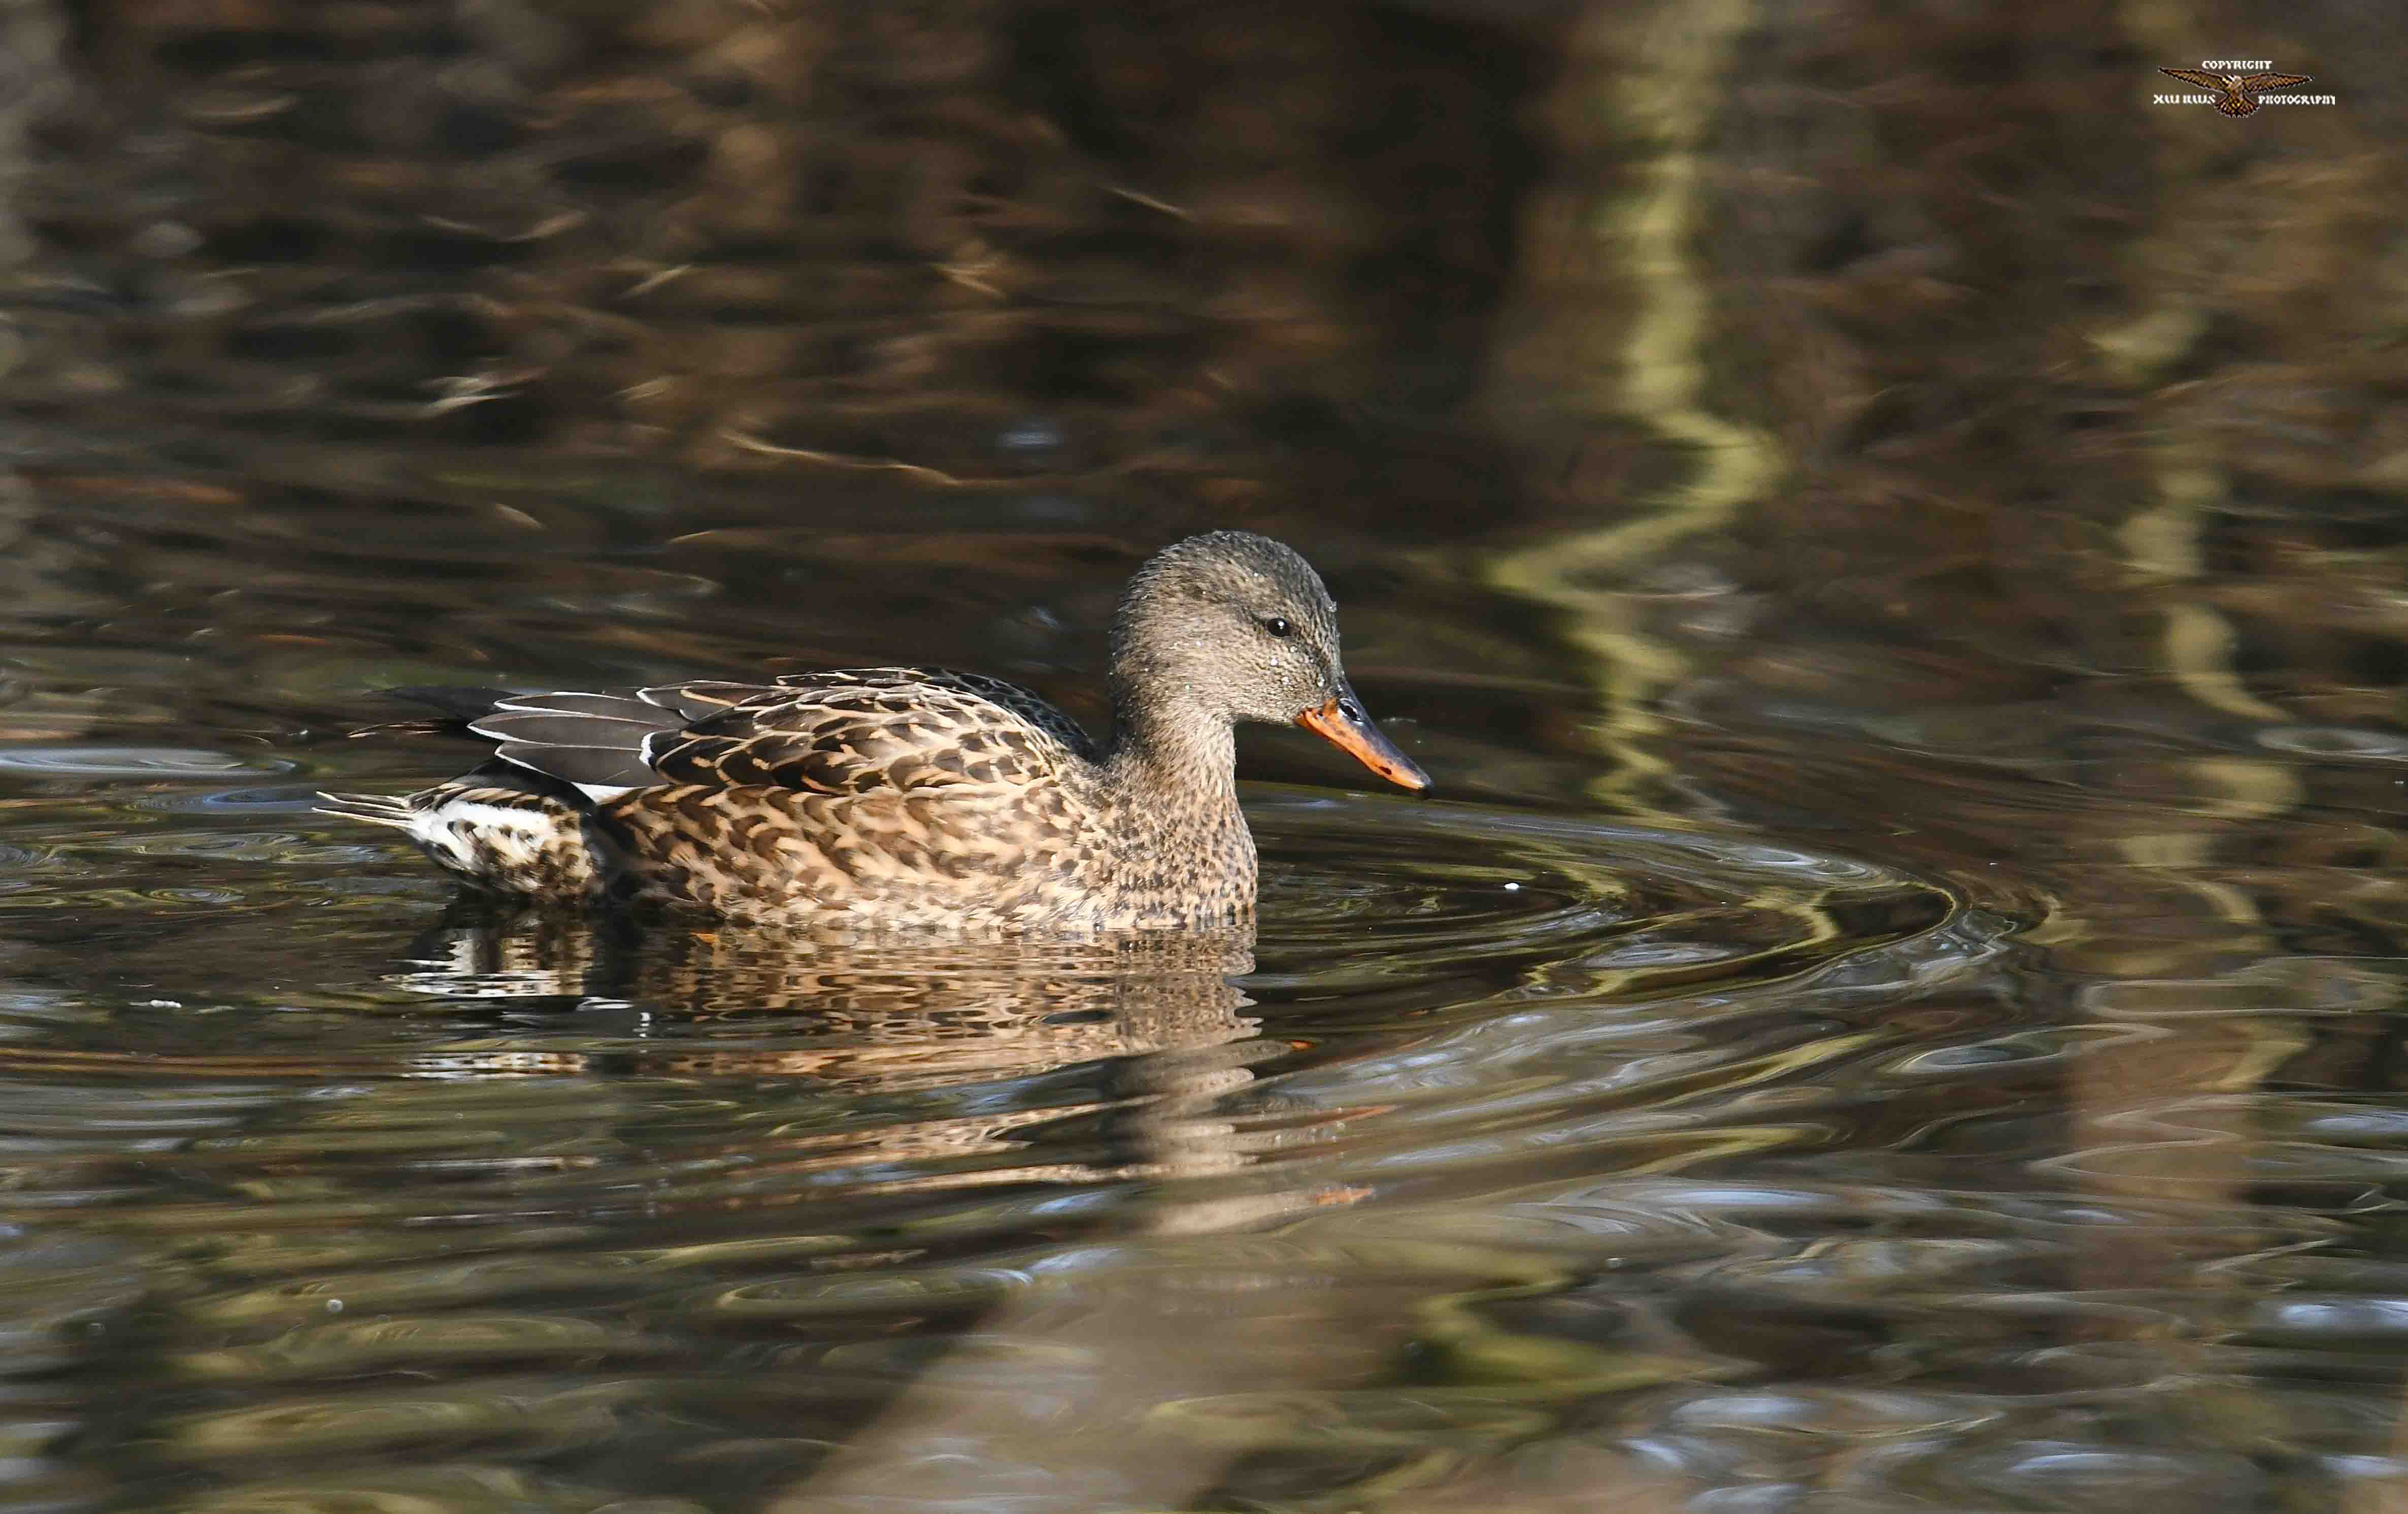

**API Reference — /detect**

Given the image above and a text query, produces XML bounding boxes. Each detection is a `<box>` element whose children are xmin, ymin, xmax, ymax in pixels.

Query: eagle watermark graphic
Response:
<box><xmin>2156</xmin><ymin>61</ymin><xmax>2332</xmax><ymax>116</ymax></box>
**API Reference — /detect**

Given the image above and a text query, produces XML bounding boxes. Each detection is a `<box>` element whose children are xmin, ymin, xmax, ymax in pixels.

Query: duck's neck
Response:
<box><xmin>1097</xmin><ymin>679</ymin><xmax>1257</xmax><ymax>927</ymax></box>
<box><xmin>1103</xmin><ymin>686</ymin><xmax>1239</xmax><ymax>809</ymax></box>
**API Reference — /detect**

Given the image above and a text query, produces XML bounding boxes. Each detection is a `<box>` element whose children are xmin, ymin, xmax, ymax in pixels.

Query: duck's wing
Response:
<box><xmin>645</xmin><ymin>668</ymin><xmax>1095</xmax><ymax>795</ymax></box>
<box><xmin>440</xmin><ymin>670</ymin><xmax>1090</xmax><ymax>802</ymax></box>
<box><xmin>459</xmin><ymin>682</ymin><xmax>778</xmax><ymax>796</ymax></box>
<box><xmin>2158</xmin><ymin>68</ymin><xmax>2225</xmax><ymax>89</ymax></box>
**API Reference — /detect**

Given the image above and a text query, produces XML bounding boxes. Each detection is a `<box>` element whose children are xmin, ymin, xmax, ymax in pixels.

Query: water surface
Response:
<box><xmin>0</xmin><ymin>468</ymin><xmax>2386</xmax><ymax>1513</ymax></box>
<box><xmin>6</xmin><ymin>3</ymin><xmax>2408</xmax><ymax>1507</ymax></box>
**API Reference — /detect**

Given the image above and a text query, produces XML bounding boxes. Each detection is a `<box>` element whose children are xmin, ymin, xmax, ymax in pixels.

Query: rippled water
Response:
<box><xmin>4</xmin><ymin>0</ymin><xmax>2406</xmax><ymax>1494</ymax></box>
<box><xmin>0</xmin><ymin>468</ymin><xmax>2389</xmax><ymax>1514</ymax></box>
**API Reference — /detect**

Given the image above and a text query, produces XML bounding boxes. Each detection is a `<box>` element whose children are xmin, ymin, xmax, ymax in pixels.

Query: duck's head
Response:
<box><xmin>1110</xmin><ymin>531</ymin><xmax>1429</xmax><ymax>792</ymax></box>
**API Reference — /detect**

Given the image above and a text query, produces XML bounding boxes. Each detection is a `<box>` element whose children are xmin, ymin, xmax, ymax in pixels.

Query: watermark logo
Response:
<box><xmin>2156</xmin><ymin>62</ymin><xmax>2329</xmax><ymax>116</ymax></box>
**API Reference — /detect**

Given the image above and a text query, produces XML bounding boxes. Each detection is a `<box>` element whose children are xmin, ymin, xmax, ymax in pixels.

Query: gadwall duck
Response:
<box><xmin>317</xmin><ymin>532</ymin><xmax>1427</xmax><ymax>928</ymax></box>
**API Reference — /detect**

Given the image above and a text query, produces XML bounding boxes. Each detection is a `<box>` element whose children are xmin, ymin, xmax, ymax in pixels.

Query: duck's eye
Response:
<box><xmin>1260</xmin><ymin>615</ymin><xmax>1294</xmax><ymax>639</ymax></box>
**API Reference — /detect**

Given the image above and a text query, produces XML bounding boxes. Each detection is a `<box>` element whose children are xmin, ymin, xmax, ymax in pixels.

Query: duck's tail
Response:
<box><xmin>317</xmin><ymin>687</ymin><xmax>517</xmax><ymax>830</ymax></box>
<box><xmin>313</xmin><ymin>791</ymin><xmax>418</xmax><ymax>831</ymax></box>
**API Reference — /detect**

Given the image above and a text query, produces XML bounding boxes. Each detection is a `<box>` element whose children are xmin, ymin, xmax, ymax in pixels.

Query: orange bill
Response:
<box><xmin>1295</xmin><ymin>689</ymin><xmax>1430</xmax><ymax>792</ymax></box>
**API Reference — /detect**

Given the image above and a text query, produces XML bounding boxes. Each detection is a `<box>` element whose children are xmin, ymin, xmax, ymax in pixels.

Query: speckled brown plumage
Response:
<box><xmin>318</xmin><ymin>532</ymin><xmax>1427</xmax><ymax>929</ymax></box>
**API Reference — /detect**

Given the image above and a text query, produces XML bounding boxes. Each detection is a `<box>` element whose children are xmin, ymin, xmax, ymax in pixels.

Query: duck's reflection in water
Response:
<box><xmin>387</xmin><ymin>894</ymin><xmax>1269</xmax><ymax>1193</ymax></box>
<box><xmin>386</xmin><ymin>900</ymin><xmax>1378</xmax><ymax>1512</ymax></box>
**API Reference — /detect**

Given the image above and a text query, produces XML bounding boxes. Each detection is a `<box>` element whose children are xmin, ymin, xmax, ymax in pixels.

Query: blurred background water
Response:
<box><xmin>0</xmin><ymin>1</ymin><xmax>2404</xmax><ymax>1509</ymax></box>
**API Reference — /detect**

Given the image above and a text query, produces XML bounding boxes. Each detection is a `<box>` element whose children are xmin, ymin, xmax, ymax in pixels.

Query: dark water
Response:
<box><xmin>7</xmin><ymin>2</ymin><xmax>2408</xmax><ymax>1509</ymax></box>
<box><xmin>0</xmin><ymin>468</ymin><xmax>2391</xmax><ymax>1514</ymax></box>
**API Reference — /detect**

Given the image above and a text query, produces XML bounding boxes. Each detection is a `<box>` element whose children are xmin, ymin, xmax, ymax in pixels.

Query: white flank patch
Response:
<box><xmin>409</xmin><ymin>799</ymin><xmax>560</xmax><ymax>873</ymax></box>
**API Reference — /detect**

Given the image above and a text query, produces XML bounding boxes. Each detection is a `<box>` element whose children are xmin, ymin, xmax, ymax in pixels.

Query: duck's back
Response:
<box><xmin>323</xmin><ymin>669</ymin><xmax>1130</xmax><ymax>925</ymax></box>
<box><xmin>640</xmin><ymin>669</ymin><xmax>1097</xmax><ymax>796</ymax></box>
